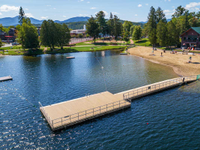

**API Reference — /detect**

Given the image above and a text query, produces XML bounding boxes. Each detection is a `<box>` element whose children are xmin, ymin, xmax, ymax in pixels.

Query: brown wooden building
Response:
<box><xmin>180</xmin><ymin>27</ymin><xmax>200</xmax><ymax>49</ymax></box>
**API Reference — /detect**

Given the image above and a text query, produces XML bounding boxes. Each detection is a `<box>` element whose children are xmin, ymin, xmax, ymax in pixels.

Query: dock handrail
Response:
<box><xmin>51</xmin><ymin>99</ymin><xmax>130</xmax><ymax>129</ymax></box>
<box><xmin>123</xmin><ymin>75</ymin><xmax>197</xmax><ymax>100</ymax></box>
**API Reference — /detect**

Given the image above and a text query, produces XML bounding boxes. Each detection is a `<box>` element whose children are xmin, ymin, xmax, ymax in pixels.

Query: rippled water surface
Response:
<box><xmin>0</xmin><ymin>51</ymin><xmax>200</xmax><ymax>149</ymax></box>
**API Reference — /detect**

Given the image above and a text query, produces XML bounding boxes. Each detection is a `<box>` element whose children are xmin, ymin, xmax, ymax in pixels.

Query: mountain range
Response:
<box><xmin>0</xmin><ymin>16</ymin><xmax>90</xmax><ymax>26</ymax></box>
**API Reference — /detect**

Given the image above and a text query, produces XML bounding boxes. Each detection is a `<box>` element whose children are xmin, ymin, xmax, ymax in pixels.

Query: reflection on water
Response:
<box><xmin>0</xmin><ymin>51</ymin><xmax>200</xmax><ymax>149</ymax></box>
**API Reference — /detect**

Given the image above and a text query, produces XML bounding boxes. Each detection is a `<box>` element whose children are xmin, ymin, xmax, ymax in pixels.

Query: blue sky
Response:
<box><xmin>0</xmin><ymin>0</ymin><xmax>200</xmax><ymax>22</ymax></box>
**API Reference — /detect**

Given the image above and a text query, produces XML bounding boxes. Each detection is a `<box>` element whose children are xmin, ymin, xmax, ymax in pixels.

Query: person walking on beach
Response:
<box><xmin>189</xmin><ymin>56</ymin><xmax>192</xmax><ymax>63</ymax></box>
<box><xmin>161</xmin><ymin>52</ymin><xmax>163</xmax><ymax>57</ymax></box>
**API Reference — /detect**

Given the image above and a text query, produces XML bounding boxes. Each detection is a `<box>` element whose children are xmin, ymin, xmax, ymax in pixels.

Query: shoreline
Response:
<box><xmin>128</xmin><ymin>46</ymin><xmax>200</xmax><ymax>77</ymax></box>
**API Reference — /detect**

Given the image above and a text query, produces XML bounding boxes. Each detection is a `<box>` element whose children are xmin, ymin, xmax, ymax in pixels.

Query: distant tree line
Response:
<box><xmin>12</xmin><ymin>7</ymin><xmax>71</xmax><ymax>51</ymax></box>
<box><xmin>144</xmin><ymin>6</ymin><xmax>200</xmax><ymax>48</ymax></box>
<box><xmin>86</xmin><ymin>11</ymin><xmax>143</xmax><ymax>43</ymax></box>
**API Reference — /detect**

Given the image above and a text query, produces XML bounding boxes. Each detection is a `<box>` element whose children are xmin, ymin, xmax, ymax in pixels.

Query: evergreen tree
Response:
<box><xmin>113</xmin><ymin>15</ymin><xmax>122</xmax><ymax>40</ymax></box>
<box><xmin>86</xmin><ymin>16</ymin><xmax>100</xmax><ymax>43</ymax></box>
<box><xmin>147</xmin><ymin>6</ymin><xmax>157</xmax><ymax>47</ymax></box>
<box><xmin>156</xmin><ymin>20</ymin><xmax>167</xmax><ymax>46</ymax></box>
<box><xmin>172</xmin><ymin>6</ymin><xmax>186</xmax><ymax>18</ymax></box>
<box><xmin>96</xmin><ymin>11</ymin><xmax>107</xmax><ymax>37</ymax></box>
<box><xmin>166</xmin><ymin>21</ymin><xmax>177</xmax><ymax>49</ymax></box>
<box><xmin>107</xmin><ymin>13</ymin><xmax>114</xmax><ymax>37</ymax></box>
<box><xmin>156</xmin><ymin>7</ymin><xmax>167</xmax><ymax>23</ymax></box>
<box><xmin>19</xmin><ymin>7</ymin><xmax>25</xmax><ymax>25</ymax></box>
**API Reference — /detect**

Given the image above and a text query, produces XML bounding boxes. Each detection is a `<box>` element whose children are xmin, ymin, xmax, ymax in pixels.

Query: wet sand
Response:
<box><xmin>128</xmin><ymin>46</ymin><xmax>200</xmax><ymax>76</ymax></box>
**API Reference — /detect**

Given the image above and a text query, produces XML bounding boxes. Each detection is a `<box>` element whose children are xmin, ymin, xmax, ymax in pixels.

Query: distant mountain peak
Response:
<box><xmin>0</xmin><ymin>16</ymin><xmax>90</xmax><ymax>26</ymax></box>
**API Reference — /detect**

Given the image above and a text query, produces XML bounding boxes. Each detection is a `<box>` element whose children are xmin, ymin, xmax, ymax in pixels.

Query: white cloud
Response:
<box><xmin>185</xmin><ymin>2</ymin><xmax>200</xmax><ymax>11</ymax></box>
<box><xmin>146</xmin><ymin>3</ymin><xmax>149</xmax><ymax>6</ymax></box>
<box><xmin>41</xmin><ymin>16</ymin><xmax>48</xmax><ymax>20</ymax></box>
<box><xmin>0</xmin><ymin>12</ymin><xmax>2</xmax><ymax>15</ymax></box>
<box><xmin>53</xmin><ymin>8</ymin><xmax>56</xmax><ymax>9</ymax></box>
<box><xmin>135</xmin><ymin>14</ymin><xmax>138</xmax><ymax>16</ymax></box>
<box><xmin>0</xmin><ymin>5</ymin><xmax>19</xmax><ymax>12</ymax></box>
<box><xmin>25</xmin><ymin>8</ymin><xmax>29</xmax><ymax>11</ymax></box>
<box><xmin>90</xmin><ymin>7</ymin><xmax>96</xmax><ymax>9</ymax></box>
<box><xmin>63</xmin><ymin>15</ymin><xmax>66</xmax><ymax>18</ymax></box>
<box><xmin>25</xmin><ymin>13</ymin><xmax>34</xmax><ymax>18</ymax></box>
<box><xmin>138</xmin><ymin>4</ymin><xmax>142</xmax><ymax>7</ymax></box>
<box><xmin>112</xmin><ymin>12</ymin><xmax>119</xmax><ymax>15</ymax></box>
<box><xmin>87</xmin><ymin>1</ymin><xmax>90</xmax><ymax>3</ymax></box>
<box><xmin>164</xmin><ymin>9</ymin><xmax>174</xmax><ymax>16</ymax></box>
<box><xmin>46</xmin><ymin>5</ymin><xmax>51</xmax><ymax>7</ymax></box>
<box><xmin>165</xmin><ymin>0</ymin><xmax>171</xmax><ymax>2</ymax></box>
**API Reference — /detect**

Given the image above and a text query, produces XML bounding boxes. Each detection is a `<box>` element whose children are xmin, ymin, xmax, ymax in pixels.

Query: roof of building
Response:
<box><xmin>191</xmin><ymin>27</ymin><xmax>200</xmax><ymax>34</ymax></box>
<box><xmin>180</xmin><ymin>27</ymin><xmax>200</xmax><ymax>36</ymax></box>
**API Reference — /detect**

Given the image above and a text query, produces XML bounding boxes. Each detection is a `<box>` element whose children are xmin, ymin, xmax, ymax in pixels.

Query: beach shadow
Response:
<box><xmin>191</xmin><ymin>62</ymin><xmax>200</xmax><ymax>64</ymax></box>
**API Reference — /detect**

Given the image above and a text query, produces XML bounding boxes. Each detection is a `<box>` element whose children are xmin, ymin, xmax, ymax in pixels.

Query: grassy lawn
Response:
<box><xmin>0</xmin><ymin>41</ymin><xmax>127</xmax><ymax>55</ymax></box>
<box><xmin>46</xmin><ymin>45</ymin><xmax>126</xmax><ymax>54</ymax></box>
<box><xmin>133</xmin><ymin>38</ymin><xmax>152</xmax><ymax>46</ymax></box>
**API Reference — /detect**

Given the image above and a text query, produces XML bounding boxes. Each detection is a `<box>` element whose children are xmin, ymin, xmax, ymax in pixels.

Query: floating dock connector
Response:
<box><xmin>0</xmin><ymin>76</ymin><xmax>13</xmax><ymax>82</ymax></box>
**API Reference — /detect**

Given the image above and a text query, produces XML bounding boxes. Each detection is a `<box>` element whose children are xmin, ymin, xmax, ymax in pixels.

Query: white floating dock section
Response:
<box><xmin>40</xmin><ymin>75</ymin><xmax>198</xmax><ymax>131</ymax></box>
<box><xmin>0</xmin><ymin>76</ymin><xmax>12</xmax><ymax>82</ymax></box>
<box><xmin>40</xmin><ymin>92</ymin><xmax>131</xmax><ymax>131</ymax></box>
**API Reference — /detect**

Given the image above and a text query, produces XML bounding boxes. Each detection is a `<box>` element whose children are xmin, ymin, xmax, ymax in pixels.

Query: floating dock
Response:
<box><xmin>40</xmin><ymin>75</ymin><xmax>198</xmax><ymax>131</ymax></box>
<box><xmin>66</xmin><ymin>56</ymin><xmax>75</xmax><ymax>59</ymax></box>
<box><xmin>0</xmin><ymin>76</ymin><xmax>12</xmax><ymax>82</ymax></box>
<box><xmin>40</xmin><ymin>92</ymin><xmax>131</xmax><ymax>131</ymax></box>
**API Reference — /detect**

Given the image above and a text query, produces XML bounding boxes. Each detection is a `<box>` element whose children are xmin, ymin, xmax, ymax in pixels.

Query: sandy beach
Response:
<box><xmin>128</xmin><ymin>46</ymin><xmax>200</xmax><ymax>76</ymax></box>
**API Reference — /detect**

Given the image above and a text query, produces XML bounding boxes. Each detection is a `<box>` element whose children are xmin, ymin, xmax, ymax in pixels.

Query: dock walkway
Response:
<box><xmin>0</xmin><ymin>76</ymin><xmax>12</xmax><ymax>82</ymax></box>
<box><xmin>40</xmin><ymin>75</ymin><xmax>198</xmax><ymax>131</ymax></box>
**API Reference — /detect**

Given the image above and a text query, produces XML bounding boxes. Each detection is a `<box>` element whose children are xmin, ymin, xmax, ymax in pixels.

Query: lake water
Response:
<box><xmin>0</xmin><ymin>51</ymin><xmax>200</xmax><ymax>149</ymax></box>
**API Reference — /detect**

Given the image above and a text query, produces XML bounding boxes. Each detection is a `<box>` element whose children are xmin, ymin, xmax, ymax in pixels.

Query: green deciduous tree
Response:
<box><xmin>86</xmin><ymin>16</ymin><xmax>100</xmax><ymax>43</ymax></box>
<box><xmin>19</xmin><ymin>7</ymin><xmax>25</xmax><ymax>25</ymax></box>
<box><xmin>18</xmin><ymin>18</ymin><xmax>39</xmax><ymax>49</ymax></box>
<box><xmin>130</xmin><ymin>25</ymin><xmax>135</xmax><ymax>37</ymax></box>
<box><xmin>56</xmin><ymin>23</ymin><xmax>71</xmax><ymax>49</ymax></box>
<box><xmin>156</xmin><ymin>20</ymin><xmax>167</xmax><ymax>46</ymax></box>
<box><xmin>123</xmin><ymin>21</ymin><xmax>133</xmax><ymax>34</ymax></box>
<box><xmin>40</xmin><ymin>20</ymin><xmax>57</xmax><ymax>50</ymax></box>
<box><xmin>0</xmin><ymin>39</ymin><xmax>2</xmax><ymax>48</ymax></box>
<box><xmin>132</xmin><ymin>26</ymin><xmax>142</xmax><ymax>40</ymax></box>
